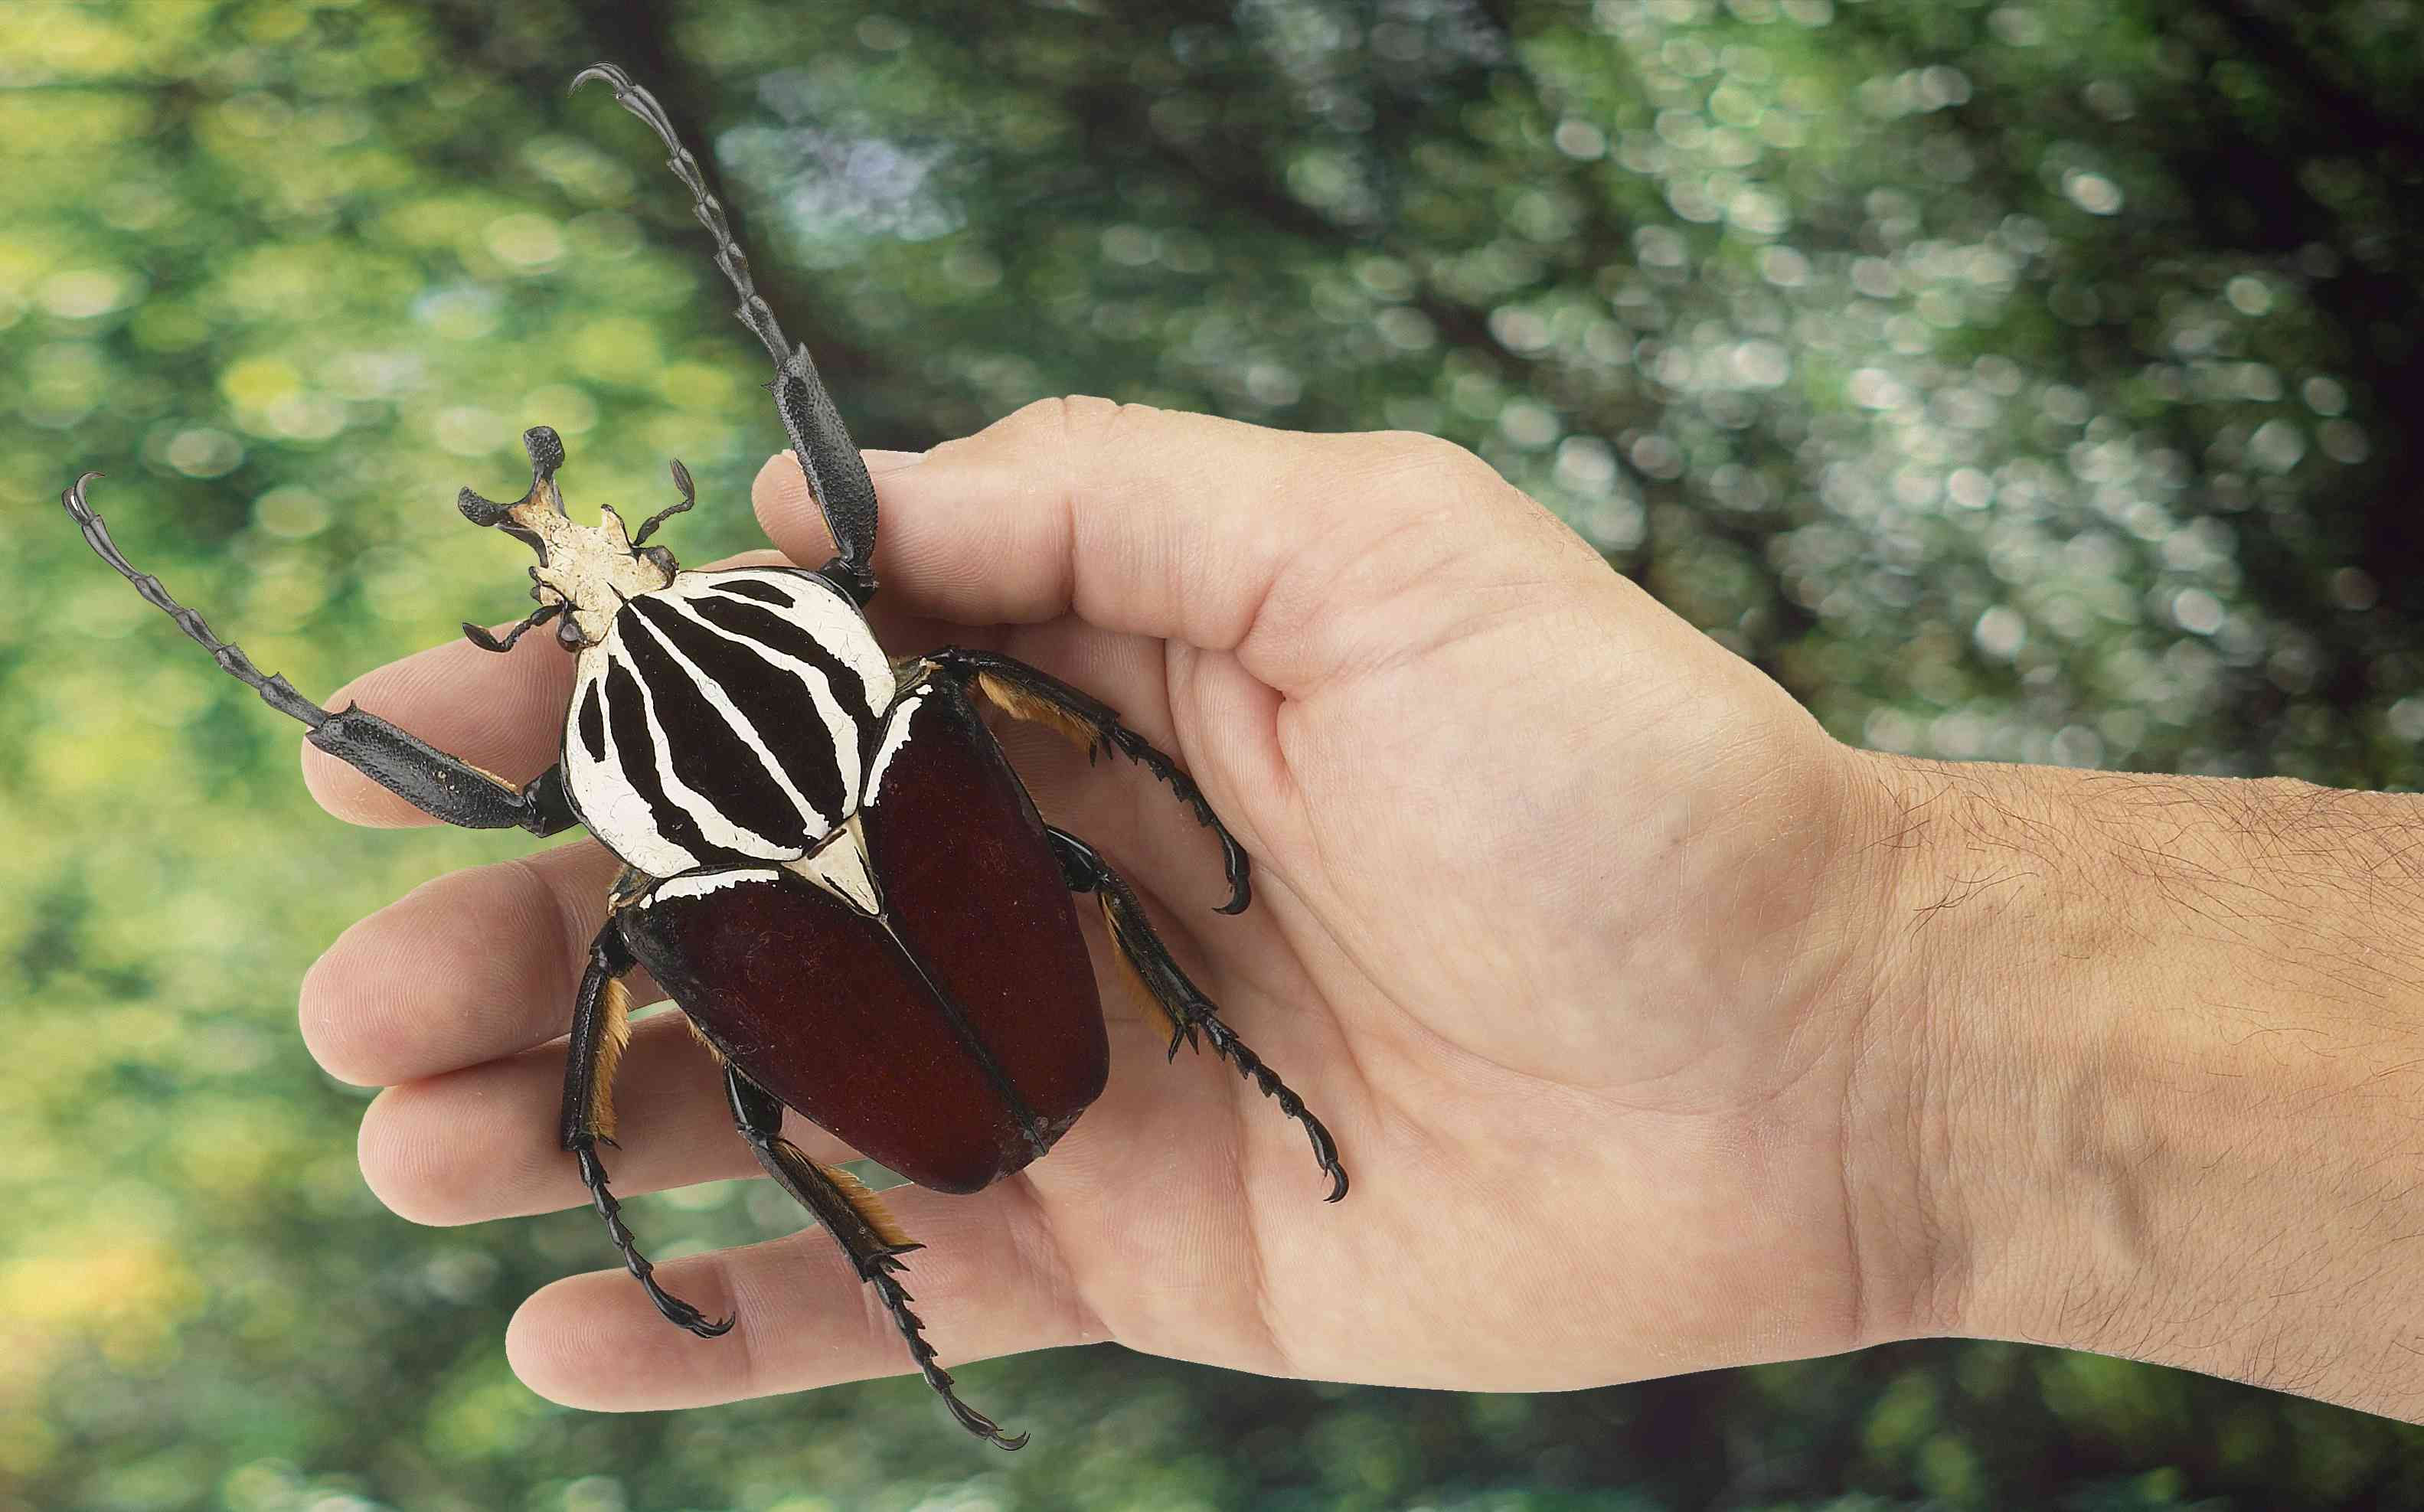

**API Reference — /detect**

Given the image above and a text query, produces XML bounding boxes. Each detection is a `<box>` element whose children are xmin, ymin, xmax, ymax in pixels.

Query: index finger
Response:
<box><xmin>753</xmin><ymin>397</ymin><xmax>1530</xmax><ymax>696</ymax></box>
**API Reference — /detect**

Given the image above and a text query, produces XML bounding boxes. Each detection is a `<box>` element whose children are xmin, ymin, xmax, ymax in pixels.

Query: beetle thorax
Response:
<box><xmin>562</xmin><ymin>566</ymin><xmax>898</xmax><ymax>880</ymax></box>
<box><xmin>523</xmin><ymin>504</ymin><xmax>675</xmax><ymax>645</ymax></box>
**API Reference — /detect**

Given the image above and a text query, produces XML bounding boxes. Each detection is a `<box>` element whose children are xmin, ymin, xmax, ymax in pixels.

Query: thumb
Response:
<box><xmin>752</xmin><ymin>397</ymin><xmax>1532</xmax><ymax>694</ymax></box>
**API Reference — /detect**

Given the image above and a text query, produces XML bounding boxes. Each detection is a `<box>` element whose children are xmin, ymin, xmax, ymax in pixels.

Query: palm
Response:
<box><xmin>301</xmin><ymin>409</ymin><xmax>1889</xmax><ymax>1419</ymax></box>
<box><xmin>978</xmin><ymin>547</ymin><xmax>1877</xmax><ymax>1396</ymax></box>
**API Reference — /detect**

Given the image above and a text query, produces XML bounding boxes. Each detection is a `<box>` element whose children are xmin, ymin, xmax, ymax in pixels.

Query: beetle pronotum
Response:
<box><xmin>60</xmin><ymin>63</ymin><xmax>1345</xmax><ymax>1449</ymax></box>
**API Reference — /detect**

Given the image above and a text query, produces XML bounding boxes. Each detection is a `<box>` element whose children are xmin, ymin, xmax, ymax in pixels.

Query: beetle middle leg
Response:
<box><xmin>1044</xmin><ymin>827</ymin><xmax>1349</xmax><ymax>1203</ymax></box>
<box><xmin>562</xmin><ymin>921</ymin><xmax>733</xmax><ymax>1337</ymax></box>
<box><xmin>927</xmin><ymin>647</ymin><xmax>1253</xmax><ymax>915</ymax></box>
<box><xmin>724</xmin><ymin>1066</ymin><xmax>1028</xmax><ymax>1450</ymax></box>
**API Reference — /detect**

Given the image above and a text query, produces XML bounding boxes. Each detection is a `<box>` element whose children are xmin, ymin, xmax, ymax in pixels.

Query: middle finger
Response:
<box><xmin>300</xmin><ymin>835</ymin><xmax>629</xmax><ymax>1086</ymax></box>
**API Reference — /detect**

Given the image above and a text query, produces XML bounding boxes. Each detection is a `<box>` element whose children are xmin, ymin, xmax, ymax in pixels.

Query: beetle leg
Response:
<box><xmin>308</xmin><ymin>714</ymin><xmax>579</xmax><ymax>834</ymax></box>
<box><xmin>632</xmin><ymin>456</ymin><xmax>697</xmax><ymax>548</ymax></box>
<box><xmin>60</xmin><ymin>474</ymin><xmax>582</xmax><ymax>837</ymax></box>
<box><xmin>928</xmin><ymin>648</ymin><xmax>1253</xmax><ymax>915</ymax></box>
<box><xmin>562</xmin><ymin>922</ymin><xmax>733</xmax><ymax>1338</ymax></box>
<box><xmin>571</xmin><ymin>63</ymin><xmax>879</xmax><ymax>603</ymax></box>
<box><xmin>724</xmin><ymin>1068</ymin><xmax>1028</xmax><ymax>1451</ymax></box>
<box><xmin>460</xmin><ymin>599</ymin><xmax>564</xmax><ymax>653</ymax></box>
<box><xmin>1044</xmin><ymin>828</ymin><xmax>1348</xmax><ymax>1203</ymax></box>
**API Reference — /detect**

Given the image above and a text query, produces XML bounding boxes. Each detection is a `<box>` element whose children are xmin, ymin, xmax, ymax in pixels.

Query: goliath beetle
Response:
<box><xmin>60</xmin><ymin>63</ymin><xmax>1346</xmax><ymax>1449</ymax></box>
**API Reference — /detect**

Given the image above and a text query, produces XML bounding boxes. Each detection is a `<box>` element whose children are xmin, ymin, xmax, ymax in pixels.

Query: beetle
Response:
<box><xmin>60</xmin><ymin>63</ymin><xmax>1345</xmax><ymax>1449</ymax></box>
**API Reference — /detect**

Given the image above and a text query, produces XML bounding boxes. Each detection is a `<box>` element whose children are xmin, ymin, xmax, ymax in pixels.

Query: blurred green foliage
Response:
<box><xmin>12</xmin><ymin>0</ymin><xmax>2424</xmax><ymax>1507</ymax></box>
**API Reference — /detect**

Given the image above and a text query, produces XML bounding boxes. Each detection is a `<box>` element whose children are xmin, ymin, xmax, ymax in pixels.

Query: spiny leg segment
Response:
<box><xmin>724</xmin><ymin>1067</ymin><xmax>1027</xmax><ymax>1449</ymax></box>
<box><xmin>562</xmin><ymin>922</ymin><xmax>732</xmax><ymax>1338</ymax></box>
<box><xmin>932</xmin><ymin>648</ymin><xmax>1253</xmax><ymax>915</ymax></box>
<box><xmin>571</xmin><ymin>62</ymin><xmax>879</xmax><ymax>601</ymax></box>
<box><xmin>60</xmin><ymin>474</ymin><xmax>580</xmax><ymax>834</ymax></box>
<box><xmin>1046</xmin><ymin>828</ymin><xmax>1348</xmax><ymax>1203</ymax></box>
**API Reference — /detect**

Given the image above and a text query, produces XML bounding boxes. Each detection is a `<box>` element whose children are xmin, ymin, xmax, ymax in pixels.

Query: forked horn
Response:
<box><xmin>458</xmin><ymin>426</ymin><xmax>570</xmax><ymax>530</ymax></box>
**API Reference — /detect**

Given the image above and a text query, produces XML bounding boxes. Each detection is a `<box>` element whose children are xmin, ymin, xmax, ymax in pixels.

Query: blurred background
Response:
<box><xmin>9</xmin><ymin>0</ymin><xmax>2424</xmax><ymax>1506</ymax></box>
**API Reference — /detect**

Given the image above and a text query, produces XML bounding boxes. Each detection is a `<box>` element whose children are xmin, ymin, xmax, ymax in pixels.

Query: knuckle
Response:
<box><xmin>1367</xmin><ymin>429</ymin><xmax>1504</xmax><ymax>497</ymax></box>
<box><xmin>970</xmin><ymin>394</ymin><xmax>1161</xmax><ymax>462</ymax></box>
<box><xmin>1036</xmin><ymin>393</ymin><xmax>1109</xmax><ymax>429</ymax></box>
<box><xmin>1356</xmin><ymin>429</ymin><xmax>1586</xmax><ymax>559</ymax></box>
<box><xmin>932</xmin><ymin>395</ymin><xmax>1076</xmax><ymax>461</ymax></box>
<box><xmin>1025</xmin><ymin>393</ymin><xmax>1116</xmax><ymax>439</ymax></box>
<box><xmin>1053</xmin><ymin>394</ymin><xmax>1161</xmax><ymax>438</ymax></box>
<box><xmin>1042</xmin><ymin>397</ymin><xmax>1166</xmax><ymax>511</ymax></box>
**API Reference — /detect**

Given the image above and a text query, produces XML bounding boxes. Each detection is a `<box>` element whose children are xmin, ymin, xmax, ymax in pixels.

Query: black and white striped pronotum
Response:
<box><xmin>60</xmin><ymin>63</ymin><xmax>1344</xmax><ymax>1451</ymax></box>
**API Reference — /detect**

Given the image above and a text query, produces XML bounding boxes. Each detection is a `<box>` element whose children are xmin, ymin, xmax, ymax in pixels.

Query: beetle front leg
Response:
<box><xmin>573</xmin><ymin>63</ymin><xmax>880</xmax><ymax>604</ymax></box>
<box><xmin>309</xmin><ymin>710</ymin><xmax>580</xmax><ymax>834</ymax></box>
<box><xmin>61</xmin><ymin>474</ymin><xmax>581</xmax><ymax>837</ymax></box>
<box><xmin>562</xmin><ymin>922</ymin><xmax>733</xmax><ymax>1338</ymax></box>
<box><xmin>928</xmin><ymin>648</ymin><xmax>1253</xmax><ymax>914</ymax></box>
<box><xmin>1044</xmin><ymin>828</ymin><xmax>1348</xmax><ymax>1203</ymax></box>
<box><xmin>724</xmin><ymin>1068</ymin><xmax>1027</xmax><ymax>1450</ymax></box>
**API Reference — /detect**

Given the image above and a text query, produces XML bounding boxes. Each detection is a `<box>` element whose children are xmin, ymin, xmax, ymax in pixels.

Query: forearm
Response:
<box><xmin>1857</xmin><ymin>752</ymin><xmax>2424</xmax><ymax>1417</ymax></box>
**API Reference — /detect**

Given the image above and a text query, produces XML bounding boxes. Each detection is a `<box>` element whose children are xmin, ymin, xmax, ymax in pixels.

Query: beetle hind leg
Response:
<box><xmin>1045</xmin><ymin>828</ymin><xmax>1349</xmax><ymax>1203</ymax></box>
<box><xmin>929</xmin><ymin>648</ymin><xmax>1253</xmax><ymax>915</ymax></box>
<box><xmin>563</xmin><ymin>923</ymin><xmax>733</xmax><ymax>1338</ymax></box>
<box><xmin>724</xmin><ymin>1069</ymin><xmax>1027</xmax><ymax>1450</ymax></box>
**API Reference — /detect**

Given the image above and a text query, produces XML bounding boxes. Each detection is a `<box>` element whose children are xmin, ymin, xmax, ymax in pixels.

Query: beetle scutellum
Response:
<box><xmin>60</xmin><ymin>63</ymin><xmax>1345</xmax><ymax>1449</ymax></box>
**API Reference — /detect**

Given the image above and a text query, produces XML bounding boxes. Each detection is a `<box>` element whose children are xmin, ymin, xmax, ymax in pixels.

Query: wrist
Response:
<box><xmin>1860</xmin><ymin>753</ymin><xmax>2424</xmax><ymax>1415</ymax></box>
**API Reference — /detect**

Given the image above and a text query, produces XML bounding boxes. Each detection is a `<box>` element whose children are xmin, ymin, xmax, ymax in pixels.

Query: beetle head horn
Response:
<box><xmin>452</xmin><ymin>423</ymin><xmax>675</xmax><ymax>652</ymax></box>
<box><xmin>456</xmin><ymin>426</ymin><xmax>568</xmax><ymax>550</ymax></box>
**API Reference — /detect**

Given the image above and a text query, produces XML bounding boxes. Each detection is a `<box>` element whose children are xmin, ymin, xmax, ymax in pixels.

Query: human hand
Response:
<box><xmin>298</xmin><ymin>398</ymin><xmax>1927</xmax><ymax>1415</ymax></box>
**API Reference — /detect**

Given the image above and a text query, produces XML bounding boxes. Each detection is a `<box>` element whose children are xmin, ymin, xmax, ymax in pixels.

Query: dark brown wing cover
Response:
<box><xmin>621</xmin><ymin>678</ymin><xmax>1108</xmax><ymax>1194</ymax></box>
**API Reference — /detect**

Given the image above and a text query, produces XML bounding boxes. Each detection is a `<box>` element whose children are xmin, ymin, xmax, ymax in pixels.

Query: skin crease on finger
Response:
<box><xmin>299</xmin><ymin>403</ymin><xmax>1918</xmax><ymax>1419</ymax></box>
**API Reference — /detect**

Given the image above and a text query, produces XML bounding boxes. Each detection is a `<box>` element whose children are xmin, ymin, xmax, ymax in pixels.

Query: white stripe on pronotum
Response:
<box><xmin>561</xmin><ymin>566</ymin><xmax>897</xmax><ymax>878</ymax></box>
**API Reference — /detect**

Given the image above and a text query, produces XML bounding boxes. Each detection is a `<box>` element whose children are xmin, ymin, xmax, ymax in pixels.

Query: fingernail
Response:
<box><xmin>863</xmin><ymin>449</ymin><xmax>926</xmax><ymax>475</ymax></box>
